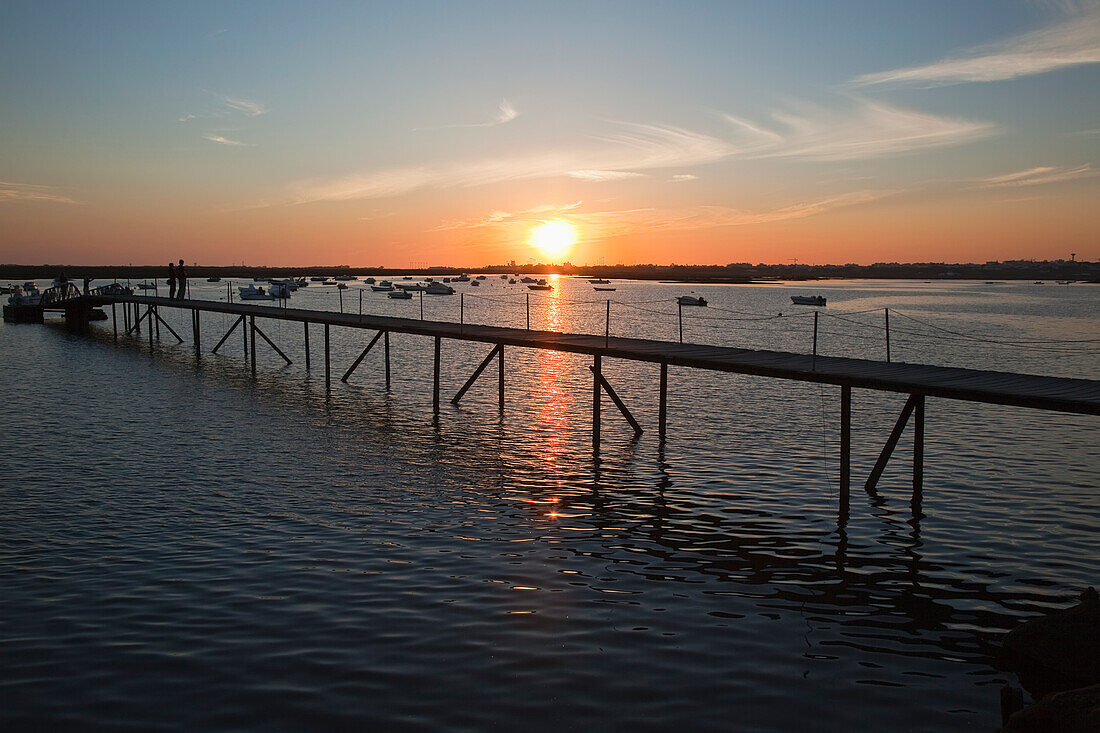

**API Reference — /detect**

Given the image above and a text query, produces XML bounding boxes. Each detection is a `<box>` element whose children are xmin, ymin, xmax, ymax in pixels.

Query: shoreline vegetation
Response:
<box><xmin>1</xmin><ymin>260</ymin><xmax>1095</xmax><ymax>283</ymax></box>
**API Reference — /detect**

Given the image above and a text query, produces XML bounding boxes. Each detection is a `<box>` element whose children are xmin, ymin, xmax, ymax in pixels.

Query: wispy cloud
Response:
<box><xmin>975</xmin><ymin>164</ymin><xmax>1097</xmax><ymax>187</ymax></box>
<box><xmin>670</xmin><ymin>174</ymin><xmax>698</xmax><ymax>182</ymax></box>
<box><xmin>852</xmin><ymin>8</ymin><xmax>1100</xmax><ymax>86</ymax></box>
<box><xmin>434</xmin><ymin>192</ymin><xmax>886</xmax><ymax>238</ymax></box>
<box><xmin>206</xmin><ymin>28</ymin><xmax>228</xmax><ymax>41</ymax></box>
<box><xmin>566</xmin><ymin>170</ymin><xmax>645</xmax><ymax>181</ymax></box>
<box><xmin>221</xmin><ymin>96</ymin><xmax>267</xmax><ymax>117</ymax></box>
<box><xmin>202</xmin><ymin>131</ymin><xmax>252</xmax><ymax>146</ymax></box>
<box><xmin>290</xmin><ymin>122</ymin><xmax>734</xmax><ymax>203</ymax></box>
<box><xmin>0</xmin><ymin>180</ymin><xmax>81</xmax><ymax>204</ymax></box>
<box><xmin>178</xmin><ymin>113</ymin><xmax>196</xmax><ymax>122</ymax></box>
<box><xmin>724</xmin><ymin>100</ymin><xmax>995</xmax><ymax>160</ymax></box>
<box><xmin>430</xmin><ymin>99</ymin><xmax>519</xmax><ymax>129</ymax></box>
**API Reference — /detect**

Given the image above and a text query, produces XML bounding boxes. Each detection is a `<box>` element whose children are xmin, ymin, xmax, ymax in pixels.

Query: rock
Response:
<box><xmin>999</xmin><ymin>683</ymin><xmax>1100</xmax><ymax>733</ymax></box>
<box><xmin>1001</xmin><ymin>587</ymin><xmax>1100</xmax><ymax>698</ymax></box>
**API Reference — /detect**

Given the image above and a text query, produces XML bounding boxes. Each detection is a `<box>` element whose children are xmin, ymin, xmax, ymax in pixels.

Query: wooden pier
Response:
<box><xmin>32</xmin><ymin>292</ymin><xmax>1100</xmax><ymax>517</ymax></box>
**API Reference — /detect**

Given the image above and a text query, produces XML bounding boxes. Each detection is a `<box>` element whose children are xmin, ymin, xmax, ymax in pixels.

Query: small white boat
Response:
<box><xmin>388</xmin><ymin>290</ymin><xmax>413</xmax><ymax>299</ymax></box>
<box><xmin>790</xmin><ymin>295</ymin><xmax>826</xmax><ymax>306</ymax></box>
<box><xmin>425</xmin><ymin>282</ymin><xmax>456</xmax><ymax>295</ymax></box>
<box><xmin>238</xmin><ymin>285</ymin><xmax>273</xmax><ymax>300</ymax></box>
<box><xmin>677</xmin><ymin>295</ymin><xmax>707</xmax><ymax>306</ymax></box>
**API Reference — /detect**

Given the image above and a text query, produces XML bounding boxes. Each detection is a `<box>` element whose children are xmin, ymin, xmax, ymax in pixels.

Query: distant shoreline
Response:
<box><xmin>1</xmin><ymin>261</ymin><xmax>1095</xmax><ymax>283</ymax></box>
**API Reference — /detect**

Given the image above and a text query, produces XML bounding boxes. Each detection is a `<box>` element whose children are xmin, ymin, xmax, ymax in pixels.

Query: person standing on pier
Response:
<box><xmin>168</xmin><ymin>262</ymin><xmax>176</xmax><ymax>299</ymax></box>
<box><xmin>176</xmin><ymin>259</ymin><xmax>186</xmax><ymax>300</ymax></box>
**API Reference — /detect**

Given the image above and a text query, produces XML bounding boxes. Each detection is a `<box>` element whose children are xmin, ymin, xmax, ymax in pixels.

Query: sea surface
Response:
<box><xmin>2</xmin><ymin>277</ymin><xmax>1097</xmax><ymax>731</ymax></box>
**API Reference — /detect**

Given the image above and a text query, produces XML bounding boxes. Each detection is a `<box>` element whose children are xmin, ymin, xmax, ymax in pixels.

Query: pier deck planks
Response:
<box><xmin>89</xmin><ymin>295</ymin><xmax>1100</xmax><ymax>416</ymax></box>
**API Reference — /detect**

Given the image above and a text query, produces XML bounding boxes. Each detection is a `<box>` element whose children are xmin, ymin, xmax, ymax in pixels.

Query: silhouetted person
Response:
<box><xmin>176</xmin><ymin>259</ymin><xmax>186</xmax><ymax>300</ymax></box>
<box><xmin>168</xmin><ymin>262</ymin><xmax>176</xmax><ymax>299</ymax></box>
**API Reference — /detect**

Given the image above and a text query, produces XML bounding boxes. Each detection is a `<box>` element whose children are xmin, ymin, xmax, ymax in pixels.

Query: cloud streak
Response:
<box><xmin>221</xmin><ymin>96</ymin><xmax>267</xmax><ymax>117</ymax></box>
<box><xmin>289</xmin><ymin>101</ymin><xmax>992</xmax><ymax>203</ymax></box>
<box><xmin>0</xmin><ymin>180</ymin><xmax>81</xmax><ymax>204</ymax></box>
<box><xmin>203</xmin><ymin>131</ymin><xmax>252</xmax><ymax>146</ymax></box>
<box><xmin>724</xmin><ymin>100</ymin><xmax>995</xmax><ymax>161</ymax></box>
<box><xmin>853</xmin><ymin>9</ymin><xmax>1100</xmax><ymax>86</ymax></box>
<box><xmin>431</xmin><ymin>99</ymin><xmax>519</xmax><ymax>129</ymax></box>
<box><xmin>975</xmin><ymin>164</ymin><xmax>1097</xmax><ymax>187</ymax></box>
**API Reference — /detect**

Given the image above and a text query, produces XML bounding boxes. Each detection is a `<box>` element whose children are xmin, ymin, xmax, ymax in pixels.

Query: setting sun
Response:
<box><xmin>528</xmin><ymin>220</ymin><xmax>577</xmax><ymax>261</ymax></box>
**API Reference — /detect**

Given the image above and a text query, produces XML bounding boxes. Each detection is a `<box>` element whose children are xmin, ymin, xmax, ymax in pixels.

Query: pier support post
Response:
<box><xmin>154</xmin><ymin>304</ymin><xmax>161</xmax><ymax>340</ymax></box>
<box><xmin>592</xmin><ymin>354</ymin><xmax>601</xmax><ymax>450</ymax></box>
<box><xmin>127</xmin><ymin>306</ymin><xmax>151</xmax><ymax>336</ymax></box>
<box><xmin>252</xmin><ymin>322</ymin><xmax>292</xmax><ymax>365</ymax></box>
<box><xmin>451</xmin><ymin>344</ymin><xmax>501</xmax><ymax>404</ymax></box>
<box><xmin>324</xmin><ymin>324</ymin><xmax>330</xmax><ymax>392</ymax></box>
<box><xmin>250</xmin><ymin>315</ymin><xmax>257</xmax><ymax>375</ymax></box>
<box><xmin>433</xmin><ymin>336</ymin><xmax>441</xmax><ymax>414</ymax></box>
<box><xmin>498</xmin><ymin>345</ymin><xmax>504</xmax><ymax>411</ymax></box>
<box><xmin>304</xmin><ymin>322</ymin><xmax>310</xmax><ymax>370</ymax></box>
<box><xmin>341</xmin><ymin>329</ymin><xmax>384</xmax><ymax>382</ymax></box>
<box><xmin>913</xmin><ymin>395</ymin><xmax>925</xmax><ymax>514</ymax></box>
<box><xmin>151</xmin><ymin>308</ymin><xmax>184</xmax><ymax>343</ymax></box>
<box><xmin>840</xmin><ymin>386</ymin><xmax>851</xmax><ymax>516</ymax></box>
<box><xmin>589</xmin><ymin>364</ymin><xmax>643</xmax><ymax>437</ymax></box>
<box><xmin>112</xmin><ymin>303</ymin><xmax>118</xmax><ymax>342</ymax></box>
<box><xmin>192</xmin><ymin>310</ymin><xmax>200</xmax><ymax>349</ymax></box>
<box><xmin>865</xmin><ymin>394</ymin><xmax>920</xmax><ymax>493</ymax></box>
<box><xmin>384</xmin><ymin>330</ymin><xmax>390</xmax><ymax>388</ymax></box>
<box><xmin>212</xmin><ymin>316</ymin><xmax>243</xmax><ymax>354</ymax></box>
<box><xmin>659</xmin><ymin>362</ymin><xmax>667</xmax><ymax>441</ymax></box>
<box><xmin>148</xmin><ymin>307</ymin><xmax>154</xmax><ymax>348</ymax></box>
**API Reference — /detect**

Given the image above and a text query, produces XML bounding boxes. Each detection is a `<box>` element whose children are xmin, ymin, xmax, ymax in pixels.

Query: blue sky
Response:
<box><xmin>2</xmin><ymin>1</ymin><xmax>1097</xmax><ymax>265</ymax></box>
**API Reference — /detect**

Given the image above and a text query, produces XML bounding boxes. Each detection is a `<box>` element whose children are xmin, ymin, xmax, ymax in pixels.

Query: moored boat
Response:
<box><xmin>388</xmin><ymin>289</ymin><xmax>412</xmax><ymax>299</ymax></box>
<box><xmin>425</xmin><ymin>282</ymin><xmax>455</xmax><ymax>295</ymax></box>
<box><xmin>790</xmin><ymin>295</ymin><xmax>826</xmax><ymax>306</ymax></box>
<box><xmin>677</xmin><ymin>295</ymin><xmax>707</xmax><ymax>306</ymax></box>
<box><xmin>238</xmin><ymin>284</ymin><xmax>272</xmax><ymax>300</ymax></box>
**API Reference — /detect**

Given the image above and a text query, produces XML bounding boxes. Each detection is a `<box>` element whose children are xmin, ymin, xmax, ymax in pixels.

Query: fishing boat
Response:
<box><xmin>238</xmin><ymin>285</ymin><xmax>273</xmax><ymax>300</ymax></box>
<box><xmin>677</xmin><ymin>295</ymin><xmax>707</xmax><ymax>306</ymax></box>
<box><xmin>388</xmin><ymin>290</ymin><xmax>413</xmax><ymax>299</ymax></box>
<box><xmin>790</xmin><ymin>295</ymin><xmax>826</xmax><ymax>306</ymax></box>
<box><xmin>425</xmin><ymin>282</ymin><xmax>455</xmax><ymax>295</ymax></box>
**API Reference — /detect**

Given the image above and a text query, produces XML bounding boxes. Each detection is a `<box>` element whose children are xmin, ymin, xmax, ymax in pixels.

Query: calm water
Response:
<box><xmin>2</xmin><ymin>278</ymin><xmax>1098</xmax><ymax>731</ymax></box>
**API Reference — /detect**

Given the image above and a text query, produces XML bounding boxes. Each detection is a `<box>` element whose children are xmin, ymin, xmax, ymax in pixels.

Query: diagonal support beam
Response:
<box><xmin>342</xmin><ymin>330</ymin><xmax>385</xmax><ymax>382</ymax></box>
<box><xmin>212</xmin><ymin>316</ymin><xmax>245</xmax><ymax>354</ymax></box>
<box><xmin>865</xmin><ymin>394</ymin><xmax>920</xmax><ymax>493</ymax></box>
<box><xmin>125</xmin><ymin>306</ymin><xmax>151</xmax><ymax>336</ymax></box>
<box><xmin>252</xmin><ymin>321</ymin><xmax>292</xmax><ymax>365</ymax></box>
<box><xmin>451</xmin><ymin>344</ymin><xmax>502</xmax><ymax>404</ymax></box>
<box><xmin>152</xmin><ymin>308</ymin><xmax>184</xmax><ymax>343</ymax></box>
<box><xmin>589</xmin><ymin>364</ymin><xmax>643</xmax><ymax>436</ymax></box>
